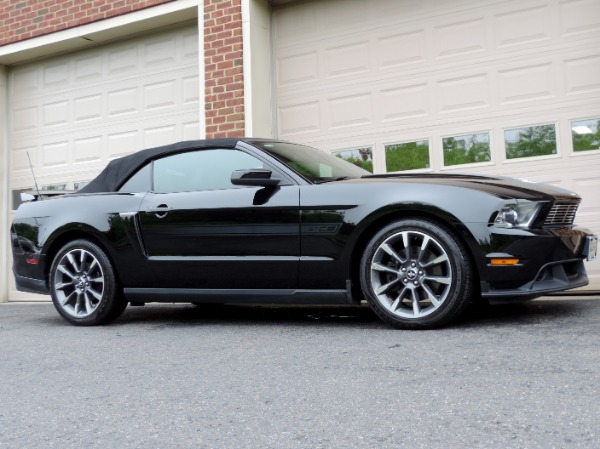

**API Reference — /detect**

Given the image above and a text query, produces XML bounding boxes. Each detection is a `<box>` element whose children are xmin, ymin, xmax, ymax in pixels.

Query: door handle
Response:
<box><xmin>146</xmin><ymin>204</ymin><xmax>172</xmax><ymax>218</ymax></box>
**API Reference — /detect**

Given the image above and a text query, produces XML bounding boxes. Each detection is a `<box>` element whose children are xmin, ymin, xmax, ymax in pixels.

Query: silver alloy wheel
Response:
<box><xmin>53</xmin><ymin>248</ymin><xmax>105</xmax><ymax>318</ymax></box>
<box><xmin>369</xmin><ymin>230</ymin><xmax>453</xmax><ymax>319</ymax></box>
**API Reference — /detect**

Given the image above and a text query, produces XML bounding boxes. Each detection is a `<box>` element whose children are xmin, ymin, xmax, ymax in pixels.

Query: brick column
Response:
<box><xmin>204</xmin><ymin>0</ymin><xmax>245</xmax><ymax>138</ymax></box>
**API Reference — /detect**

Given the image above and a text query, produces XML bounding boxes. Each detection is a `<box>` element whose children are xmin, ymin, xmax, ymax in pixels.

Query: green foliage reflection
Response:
<box><xmin>443</xmin><ymin>133</ymin><xmax>491</xmax><ymax>166</ymax></box>
<box><xmin>334</xmin><ymin>148</ymin><xmax>373</xmax><ymax>173</ymax></box>
<box><xmin>572</xmin><ymin>119</ymin><xmax>600</xmax><ymax>152</ymax></box>
<box><xmin>505</xmin><ymin>124</ymin><xmax>556</xmax><ymax>159</ymax></box>
<box><xmin>385</xmin><ymin>141</ymin><xmax>429</xmax><ymax>172</ymax></box>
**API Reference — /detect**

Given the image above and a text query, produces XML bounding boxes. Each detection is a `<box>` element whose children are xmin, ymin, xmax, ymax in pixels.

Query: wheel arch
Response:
<box><xmin>42</xmin><ymin>229</ymin><xmax>119</xmax><ymax>289</ymax></box>
<box><xmin>349</xmin><ymin>205</ymin><xmax>481</xmax><ymax>297</ymax></box>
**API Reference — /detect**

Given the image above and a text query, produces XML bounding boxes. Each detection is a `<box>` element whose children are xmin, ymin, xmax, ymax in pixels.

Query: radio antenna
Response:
<box><xmin>26</xmin><ymin>151</ymin><xmax>42</xmax><ymax>200</ymax></box>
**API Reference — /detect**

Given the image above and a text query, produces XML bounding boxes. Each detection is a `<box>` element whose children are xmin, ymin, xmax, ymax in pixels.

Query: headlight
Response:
<box><xmin>494</xmin><ymin>202</ymin><xmax>541</xmax><ymax>228</ymax></box>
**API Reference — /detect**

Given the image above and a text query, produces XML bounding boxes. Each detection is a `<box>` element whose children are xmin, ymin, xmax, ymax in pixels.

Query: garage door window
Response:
<box><xmin>443</xmin><ymin>132</ymin><xmax>491</xmax><ymax>167</ymax></box>
<box><xmin>332</xmin><ymin>147</ymin><xmax>373</xmax><ymax>172</ymax></box>
<box><xmin>504</xmin><ymin>124</ymin><xmax>557</xmax><ymax>160</ymax></box>
<box><xmin>41</xmin><ymin>183</ymin><xmax>67</xmax><ymax>191</ymax></box>
<box><xmin>385</xmin><ymin>140</ymin><xmax>430</xmax><ymax>172</ymax></box>
<box><xmin>571</xmin><ymin>119</ymin><xmax>600</xmax><ymax>152</ymax></box>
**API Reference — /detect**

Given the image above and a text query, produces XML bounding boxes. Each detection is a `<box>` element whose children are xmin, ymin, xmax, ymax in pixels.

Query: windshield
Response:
<box><xmin>251</xmin><ymin>141</ymin><xmax>369</xmax><ymax>183</ymax></box>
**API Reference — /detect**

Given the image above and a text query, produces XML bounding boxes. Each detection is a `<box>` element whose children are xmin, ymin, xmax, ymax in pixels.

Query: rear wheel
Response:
<box><xmin>49</xmin><ymin>240</ymin><xmax>127</xmax><ymax>325</ymax></box>
<box><xmin>360</xmin><ymin>219</ymin><xmax>473</xmax><ymax>329</ymax></box>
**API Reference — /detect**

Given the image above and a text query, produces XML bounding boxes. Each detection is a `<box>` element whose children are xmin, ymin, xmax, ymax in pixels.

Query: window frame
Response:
<box><xmin>383</xmin><ymin>138</ymin><xmax>433</xmax><ymax>173</ymax></box>
<box><xmin>569</xmin><ymin>117</ymin><xmax>600</xmax><ymax>156</ymax></box>
<box><xmin>440</xmin><ymin>130</ymin><xmax>494</xmax><ymax>169</ymax></box>
<box><xmin>331</xmin><ymin>145</ymin><xmax>375</xmax><ymax>173</ymax></box>
<box><xmin>118</xmin><ymin>146</ymin><xmax>294</xmax><ymax>194</ymax></box>
<box><xmin>501</xmin><ymin>122</ymin><xmax>561</xmax><ymax>164</ymax></box>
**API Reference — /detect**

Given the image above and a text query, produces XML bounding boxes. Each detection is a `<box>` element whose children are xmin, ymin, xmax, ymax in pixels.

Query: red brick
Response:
<box><xmin>216</xmin><ymin>60</ymin><xmax>234</xmax><ymax>70</ymax></box>
<box><xmin>226</xmin><ymin>82</ymin><xmax>243</xmax><ymax>92</ymax></box>
<box><xmin>218</xmin><ymin>123</ymin><xmax>235</xmax><ymax>132</ymax></box>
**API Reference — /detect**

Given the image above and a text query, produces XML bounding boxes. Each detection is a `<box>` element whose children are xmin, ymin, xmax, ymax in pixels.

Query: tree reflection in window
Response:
<box><xmin>332</xmin><ymin>147</ymin><xmax>373</xmax><ymax>173</ymax></box>
<box><xmin>443</xmin><ymin>132</ymin><xmax>491</xmax><ymax>166</ymax></box>
<box><xmin>504</xmin><ymin>124</ymin><xmax>557</xmax><ymax>159</ymax></box>
<box><xmin>571</xmin><ymin>118</ymin><xmax>600</xmax><ymax>152</ymax></box>
<box><xmin>385</xmin><ymin>140</ymin><xmax>430</xmax><ymax>172</ymax></box>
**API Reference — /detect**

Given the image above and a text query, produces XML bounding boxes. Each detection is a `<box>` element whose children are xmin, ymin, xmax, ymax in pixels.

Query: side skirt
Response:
<box><xmin>123</xmin><ymin>288</ymin><xmax>355</xmax><ymax>305</ymax></box>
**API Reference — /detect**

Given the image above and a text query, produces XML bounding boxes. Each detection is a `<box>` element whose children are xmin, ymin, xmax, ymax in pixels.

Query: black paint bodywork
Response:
<box><xmin>11</xmin><ymin>139</ymin><xmax>595</xmax><ymax>304</ymax></box>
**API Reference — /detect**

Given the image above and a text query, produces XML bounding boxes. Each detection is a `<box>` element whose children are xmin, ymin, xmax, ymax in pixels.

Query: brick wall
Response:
<box><xmin>204</xmin><ymin>0</ymin><xmax>245</xmax><ymax>138</ymax></box>
<box><xmin>0</xmin><ymin>0</ymin><xmax>175</xmax><ymax>46</ymax></box>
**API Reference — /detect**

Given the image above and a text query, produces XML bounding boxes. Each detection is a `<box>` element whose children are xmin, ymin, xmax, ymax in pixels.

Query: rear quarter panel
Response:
<box><xmin>12</xmin><ymin>193</ymin><xmax>147</xmax><ymax>287</ymax></box>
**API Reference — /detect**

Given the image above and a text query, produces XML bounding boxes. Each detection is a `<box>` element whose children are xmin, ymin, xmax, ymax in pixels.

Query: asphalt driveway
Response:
<box><xmin>1</xmin><ymin>297</ymin><xmax>599</xmax><ymax>449</ymax></box>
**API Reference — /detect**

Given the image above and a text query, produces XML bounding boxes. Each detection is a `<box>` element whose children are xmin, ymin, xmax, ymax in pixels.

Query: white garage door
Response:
<box><xmin>273</xmin><ymin>0</ymin><xmax>600</xmax><ymax>289</ymax></box>
<box><xmin>8</xmin><ymin>24</ymin><xmax>201</xmax><ymax>300</ymax></box>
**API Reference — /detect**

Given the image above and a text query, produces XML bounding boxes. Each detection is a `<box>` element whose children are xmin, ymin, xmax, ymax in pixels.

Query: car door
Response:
<box><xmin>137</xmin><ymin>148</ymin><xmax>300</xmax><ymax>289</ymax></box>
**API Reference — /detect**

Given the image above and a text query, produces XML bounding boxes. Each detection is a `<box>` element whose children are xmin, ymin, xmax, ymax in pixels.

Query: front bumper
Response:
<box><xmin>480</xmin><ymin>258</ymin><xmax>588</xmax><ymax>301</ymax></box>
<box><xmin>475</xmin><ymin>227</ymin><xmax>597</xmax><ymax>300</ymax></box>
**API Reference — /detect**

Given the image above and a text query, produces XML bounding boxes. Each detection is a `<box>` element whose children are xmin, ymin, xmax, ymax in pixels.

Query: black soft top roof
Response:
<box><xmin>78</xmin><ymin>139</ymin><xmax>243</xmax><ymax>193</ymax></box>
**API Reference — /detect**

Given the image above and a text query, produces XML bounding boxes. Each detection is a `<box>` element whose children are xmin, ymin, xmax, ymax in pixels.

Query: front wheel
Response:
<box><xmin>49</xmin><ymin>240</ymin><xmax>127</xmax><ymax>326</ymax></box>
<box><xmin>360</xmin><ymin>219</ymin><xmax>474</xmax><ymax>329</ymax></box>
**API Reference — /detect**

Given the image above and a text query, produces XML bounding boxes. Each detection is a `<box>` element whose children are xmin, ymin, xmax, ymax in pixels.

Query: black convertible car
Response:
<box><xmin>11</xmin><ymin>139</ymin><xmax>598</xmax><ymax>328</ymax></box>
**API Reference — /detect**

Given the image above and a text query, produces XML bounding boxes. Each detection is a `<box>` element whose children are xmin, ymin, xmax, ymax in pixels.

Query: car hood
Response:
<box><xmin>358</xmin><ymin>173</ymin><xmax>580</xmax><ymax>201</ymax></box>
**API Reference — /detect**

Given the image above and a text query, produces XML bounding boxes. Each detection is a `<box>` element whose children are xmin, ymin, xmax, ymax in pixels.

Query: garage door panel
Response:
<box><xmin>143</xmin><ymin>34</ymin><xmax>178</xmax><ymax>67</ymax></box>
<box><xmin>559</xmin><ymin>0</ymin><xmax>600</xmax><ymax>37</ymax></box>
<box><xmin>329</xmin><ymin>93</ymin><xmax>372</xmax><ymax>129</ymax></box>
<box><xmin>74</xmin><ymin>53</ymin><xmax>103</xmax><ymax>81</ymax></box>
<box><xmin>278</xmin><ymin>101</ymin><xmax>321</xmax><ymax>137</ymax></box>
<box><xmin>565</xmin><ymin>54</ymin><xmax>600</xmax><ymax>95</ymax></box>
<box><xmin>12</xmin><ymin>106</ymin><xmax>37</xmax><ymax>133</ymax></box>
<box><xmin>41</xmin><ymin>141</ymin><xmax>69</xmax><ymax>168</ymax></box>
<box><xmin>73</xmin><ymin>136</ymin><xmax>103</xmax><ymax>164</ymax></box>
<box><xmin>436</xmin><ymin>73</ymin><xmax>490</xmax><ymax>113</ymax></box>
<box><xmin>325</xmin><ymin>41</ymin><xmax>371</xmax><ymax>79</ymax></box>
<box><xmin>498</xmin><ymin>63</ymin><xmax>555</xmax><ymax>105</ymax></box>
<box><xmin>12</xmin><ymin>66</ymin><xmax>38</xmax><ymax>94</ymax></box>
<box><xmin>494</xmin><ymin>4</ymin><xmax>553</xmax><ymax>48</ymax></box>
<box><xmin>377</xmin><ymin>29</ymin><xmax>427</xmax><ymax>69</ymax></box>
<box><xmin>42</xmin><ymin>61</ymin><xmax>70</xmax><ymax>88</ymax></box>
<box><xmin>433</xmin><ymin>16</ymin><xmax>487</xmax><ymax>59</ymax></box>
<box><xmin>379</xmin><ymin>83</ymin><xmax>429</xmax><ymax>122</ymax></box>
<box><xmin>74</xmin><ymin>94</ymin><xmax>103</xmax><ymax>122</ymax></box>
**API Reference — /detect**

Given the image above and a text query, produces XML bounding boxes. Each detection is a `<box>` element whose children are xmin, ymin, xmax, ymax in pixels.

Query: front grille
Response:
<box><xmin>544</xmin><ymin>201</ymin><xmax>579</xmax><ymax>227</ymax></box>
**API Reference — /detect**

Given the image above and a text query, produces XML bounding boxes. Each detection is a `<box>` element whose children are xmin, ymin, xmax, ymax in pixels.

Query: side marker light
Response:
<box><xmin>490</xmin><ymin>258</ymin><xmax>520</xmax><ymax>266</ymax></box>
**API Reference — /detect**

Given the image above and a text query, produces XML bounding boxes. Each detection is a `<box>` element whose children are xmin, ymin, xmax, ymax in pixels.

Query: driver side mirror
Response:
<box><xmin>231</xmin><ymin>169</ymin><xmax>281</xmax><ymax>187</ymax></box>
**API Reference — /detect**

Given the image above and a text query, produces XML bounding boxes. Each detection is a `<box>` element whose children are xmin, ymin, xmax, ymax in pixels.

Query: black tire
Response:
<box><xmin>360</xmin><ymin>218</ymin><xmax>473</xmax><ymax>329</ymax></box>
<box><xmin>49</xmin><ymin>239</ymin><xmax>127</xmax><ymax>326</ymax></box>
